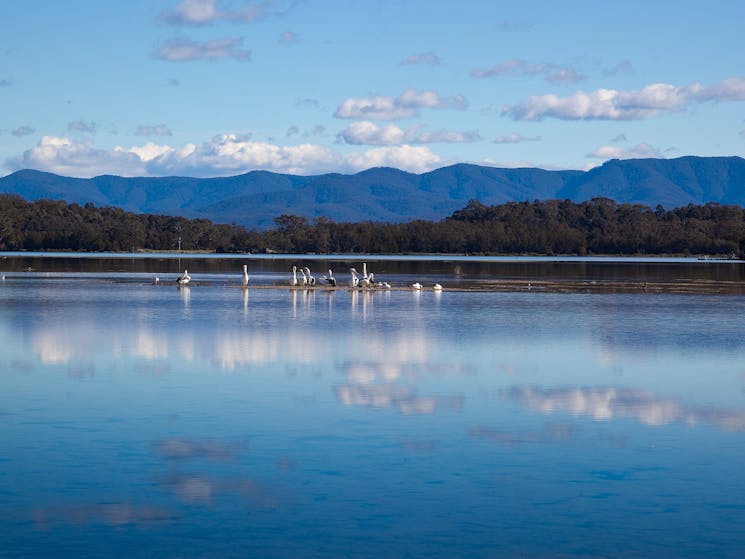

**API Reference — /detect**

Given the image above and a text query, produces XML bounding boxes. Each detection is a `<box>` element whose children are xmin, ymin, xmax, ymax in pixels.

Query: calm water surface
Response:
<box><xmin>1</xmin><ymin>256</ymin><xmax>745</xmax><ymax>558</ymax></box>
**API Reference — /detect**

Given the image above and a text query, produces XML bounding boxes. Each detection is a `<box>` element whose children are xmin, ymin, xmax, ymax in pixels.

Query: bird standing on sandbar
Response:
<box><xmin>323</xmin><ymin>269</ymin><xmax>337</xmax><ymax>287</ymax></box>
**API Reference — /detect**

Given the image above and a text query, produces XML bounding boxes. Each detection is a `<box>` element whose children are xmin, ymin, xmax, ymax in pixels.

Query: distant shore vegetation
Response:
<box><xmin>1</xmin><ymin>194</ymin><xmax>744</xmax><ymax>257</ymax></box>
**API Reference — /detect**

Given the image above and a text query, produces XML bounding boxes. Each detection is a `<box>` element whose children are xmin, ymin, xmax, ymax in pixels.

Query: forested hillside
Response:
<box><xmin>1</xmin><ymin>194</ymin><xmax>744</xmax><ymax>257</ymax></box>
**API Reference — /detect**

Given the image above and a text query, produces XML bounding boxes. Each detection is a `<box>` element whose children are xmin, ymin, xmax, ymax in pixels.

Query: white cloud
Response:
<box><xmin>610</xmin><ymin>133</ymin><xmax>628</xmax><ymax>143</ymax></box>
<box><xmin>7</xmin><ymin>136</ymin><xmax>146</xmax><ymax>177</ymax></box>
<box><xmin>135</xmin><ymin>124</ymin><xmax>173</xmax><ymax>137</ymax></box>
<box><xmin>400</xmin><ymin>51</ymin><xmax>442</xmax><ymax>66</ymax></box>
<box><xmin>345</xmin><ymin>145</ymin><xmax>441</xmax><ymax>173</ymax></box>
<box><xmin>740</xmin><ymin>129</ymin><xmax>745</xmax><ymax>139</ymax></box>
<box><xmin>339</xmin><ymin>121</ymin><xmax>480</xmax><ymax>145</ymax></box>
<box><xmin>161</xmin><ymin>0</ymin><xmax>295</xmax><ymax>26</ymax></box>
<box><xmin>154</xmin><ymin>37</ymin><xmax>251</xmax><ymax>62</ymax></box>
<box><xmin>504</xmin><ymin>76</ymin><xmax>745</xmax><ymax>121</ymax></box>
<box><xmin>7</xmin><ymin>134</ymin><xmax>443</xmax><ymax>177</ymax></box>
<box><xmin>334</xmin><ymin>88</ymin><xmax>467</xmax><ymax>121</ymax></box>
<box><xmin>492</xmin><ymin>133</ymin><xmax>541</xmax><ymax>144</ymax></box>
<box><xmin>586</xmin><ymin>142</ymin><xmax>664</xmax><ymax>160</ymax></box>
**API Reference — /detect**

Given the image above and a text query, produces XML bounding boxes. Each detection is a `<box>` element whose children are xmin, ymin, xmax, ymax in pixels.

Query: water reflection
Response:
<box><xmin>152</xmin><ymin>438</ymin><xmax>246</xmax><ymax>461</ymax></box>
<box><xmin>503</xmin><ymin>385</ymin><xmax>745</xmax><ymax>431</ymax></box>
<box><xmin>32</xmin><ymin>503</ymin><xmax>175</xmax><ymax>528</ymax></box>
<box><xmin>469</xmin><ymin>422</ymin><xmax>578</xmax><ymax>446</ymax></box>
<box><xmin>4</xmin><ymin>276</ymin><xmax>745</xmax><ymax>557</ymax></box>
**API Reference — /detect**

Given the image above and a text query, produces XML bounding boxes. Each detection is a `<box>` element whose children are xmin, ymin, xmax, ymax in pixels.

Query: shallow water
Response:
<box><xmin>1</xmin><ymin>258</ymin><xmax>745</xmax><ymax>558</ymax></box>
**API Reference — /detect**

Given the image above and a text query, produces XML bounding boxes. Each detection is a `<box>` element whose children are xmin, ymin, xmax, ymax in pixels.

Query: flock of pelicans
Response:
<box><xmin>172</xmin><ymin>263</ymin><xmax>443</xmax><ymax>291</ymax></box>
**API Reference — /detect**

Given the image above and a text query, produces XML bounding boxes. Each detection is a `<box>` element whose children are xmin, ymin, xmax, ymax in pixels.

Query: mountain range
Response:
<box><xmin>1</xmin><ymin>156</ymin><xmax>744</xmax><ymax>229</ymax></box>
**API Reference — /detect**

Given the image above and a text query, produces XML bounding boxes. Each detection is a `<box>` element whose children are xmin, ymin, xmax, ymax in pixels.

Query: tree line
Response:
<box><xmin>1</xmin><ymin>193</ymin><xmax>744</xmax><ymax>256</ymax></box>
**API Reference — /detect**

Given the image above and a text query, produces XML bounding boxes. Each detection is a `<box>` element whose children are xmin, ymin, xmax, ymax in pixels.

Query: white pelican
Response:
<box><xmin>411</xmin><ymin>282</ymin><xmax>422</xmax><ymax>290</ymax></box>
<box><xmin>349</xmin><ymin>268</ymin><xmax>359</xmax><ymax>288</ymax></box>
<box><xmin>176</xmin><ymin>269</ymin><xmax>190</xmax><ymax>285</ymax></box>
<box><xmin>359</xmin><ymin>265</ymin><xmax>371</xmax><ymax>288</ymax></box>
<box><xmin>289</xmin><ymin>265</ymin><xmax>298</xmax><ymax>286</ymax></box>
<box><xmin>304</xmin><ymin>267</ymin><xmax>316</xmax><ymax>286</ymax></box>
<box><xmin>300</xmin><ymin>267</ymin><xmax>308</xmax><ymax>286</ymax></box>
<box><xmin>322</xmin><ymin>269</ymin><xmax>337</xmax><ymax>287</ymax></box>
<box><xmin>241</xmin><ymin>264</ymin><xmax>249</xmax><ymax>286</ymax></box>
<box><xmin>433</xmin><ymin>283</ymin><xmax>443</xmax><ymax>291</ymax></box>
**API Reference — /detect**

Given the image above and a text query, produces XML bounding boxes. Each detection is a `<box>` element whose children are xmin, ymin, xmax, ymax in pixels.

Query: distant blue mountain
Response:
<box><xmin>1</xmin><ymin>156</ymin><xmax>743</xmax><ymax>228</ymax></box>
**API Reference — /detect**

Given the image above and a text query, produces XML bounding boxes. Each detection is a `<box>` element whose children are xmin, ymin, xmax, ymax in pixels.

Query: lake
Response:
<box><xmin>2</xmin><ymin>254</ymin><xmax>745</xmax><ymax>558</ymax></box>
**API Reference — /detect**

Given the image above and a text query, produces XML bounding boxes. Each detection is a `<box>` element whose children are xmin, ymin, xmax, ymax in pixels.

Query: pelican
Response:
<box><xmin>433</xmin><ymin>283</ymin><xmax>443</xmax><ymax>291</ymax></box>
<box><xmin>304</xmin><ymin>267</ymin><xmax>316</xmax><ymax>286</ymax></box>
<box><xmin>322</xmin><ymin>269</ymin><xmax>337</xmax><ymax>287</ymax></box>
<box><xmin>300</xmin><ymin>267</ymin><xmax>308</xmax><ymax>286</ymax></box>
<box><xmin>359</xmin><ymin>265</ymin><xmax>371</xmax><ymax>288</ymax></box>
<box><xmin>360</xmin><ymin>262</ymin><xmax>373</xmax><ymax>287</ymax></box>
<box><xmin>289</xmin><ymin>265</ymin><xmax>298</xmax><ymax>286</ymax></box>
<box><xmin>349</xmin><ymin>268</ymin><xmax>360</xmax><ymax>288</ymax></box>
<box><xmin>176</xmin><ymin>269</ymin><xmax>190</xmax><ymax>285</ymax></box>
<box><xmin>241</xmin><ymin>264</ymin><xmax>249</xmax><ymax>286</ymax></box>
<box><xmin>411</xmin><ymin>282</ymin><xmax>422</xmax><ymax>290</ymax></box>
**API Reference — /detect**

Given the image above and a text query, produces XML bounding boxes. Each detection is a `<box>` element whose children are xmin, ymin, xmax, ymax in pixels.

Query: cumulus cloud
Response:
<box><xmin>492</xmin><ymin>133</ymin><xmax>541</xmax><ymax>144</ymax></box>
<box><xmin>586</xmin><ymin>142</ymin><xmax>664</xmax><ymax>160</ymax></box>
<box><xmin>338</xmin><ymin>121</ymin><xmax>480</xmax><ymax>145</ymax></box>
<box><xmin>161</xmin><ymin>0</ymin><xmax>296</xmax><ymax>26</ymax></box>
<box><xmin>68</xmin><ymin>120</ymin><xmax>97</xmax><ymax>134</ymax></box>
<box><xmin>7</xmin><ymin>136</ymin><xmax>144</xmax><ymax>177</ymax></box>
<box><xmin>504</xmin><ymin>76</ymin><xmax>745</xmax><ymax>121</ymax></box>
<box><xmin>335</xmin><ymin>88</ymin><xmax>468</xmax><ymax>121</ymax></box>
<box><xmin>135</xmin><ymin>124</ymin><xmax>173</xmax><ymax>137</ymax></box>
<box><xmin>7</xmin><ymin>134</ymin><xmax>443</xmax><ymax>177</ymax></box>
<box><xmin>345</xmin><ymin>145</ymin><xmax>442</xmax><ymax>173</ymax></box>
<box><xmin>154</xmin><ymin>37</ymin><xmax>251</xmax><ymax>62</ymax></box>
<box><xmin>471</xmin><ymin>58</ymin><xmax>585</xmax><ymax>85</ymax></box>
<box><xmin>400</xmin><ymin>51</ymin><xmax>442</xmax><ymax>66</ymax></box>
<box><xmin>11</xmin><ymin>125</ymin><xmax>35</xmax><ymax>137</ymax></box>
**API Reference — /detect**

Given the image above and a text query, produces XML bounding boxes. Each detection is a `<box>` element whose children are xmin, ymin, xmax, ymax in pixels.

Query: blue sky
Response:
<box><xmin>1</xmin><ymin>0</ymin><xmax>744</xmax><ymax>178</ymax></box>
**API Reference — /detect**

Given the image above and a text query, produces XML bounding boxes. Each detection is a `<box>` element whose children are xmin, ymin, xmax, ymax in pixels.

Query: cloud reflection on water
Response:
<box><xmin>152</xmin><ymin>438</ymin><xmax>247</xmax><ymax>461</ymax></box>
<box><xmin>32</xmin><ymin>502</ymin><xmax>176</xmax><ymax>528</ymax></box>
<box><xmin>503</xmin><ymin>385</ymin><xmax>745</xmax><ymax>431</ymax></box>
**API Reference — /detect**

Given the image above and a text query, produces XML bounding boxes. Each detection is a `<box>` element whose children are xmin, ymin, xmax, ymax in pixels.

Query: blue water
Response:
<box><xmin>1</xmin><ymin>267</ymin><xmax>745</xmax><ymax>558</ymax></box>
